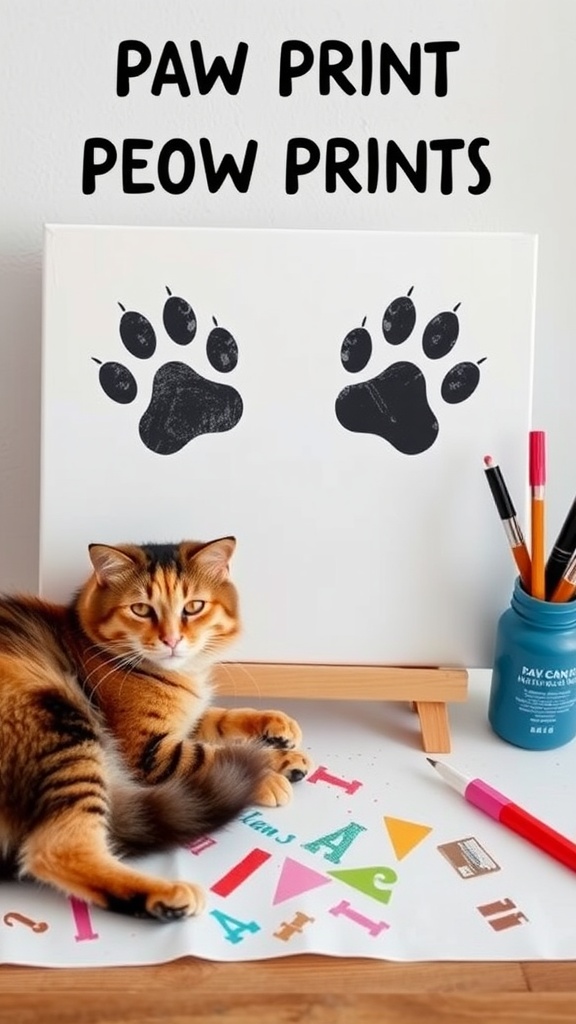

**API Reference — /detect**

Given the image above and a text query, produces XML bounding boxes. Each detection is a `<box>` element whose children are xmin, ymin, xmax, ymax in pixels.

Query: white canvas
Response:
<box><xmin>40</xmin><ymin>226</ymin><xmax>536</xmax><ymax>667</ymax></box>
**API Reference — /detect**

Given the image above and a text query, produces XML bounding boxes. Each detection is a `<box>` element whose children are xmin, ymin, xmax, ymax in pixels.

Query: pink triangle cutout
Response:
<box><xmin>272</xmin><ymin>857</ymin><xmax>333</xmax><ymax>905</ymax></box>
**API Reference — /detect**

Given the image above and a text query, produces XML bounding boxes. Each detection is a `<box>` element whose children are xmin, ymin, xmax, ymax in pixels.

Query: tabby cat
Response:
<box><xmin>0</xmin><ymin>537</ymin><xmax>312</xmax><ymax>921</ymax></box>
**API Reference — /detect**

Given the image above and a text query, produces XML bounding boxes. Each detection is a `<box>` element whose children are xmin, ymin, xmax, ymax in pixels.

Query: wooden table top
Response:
<box><xmin>1</xmin><ymin>956</ymin><xmax>576</xmax><ymax>1023</ymax></box>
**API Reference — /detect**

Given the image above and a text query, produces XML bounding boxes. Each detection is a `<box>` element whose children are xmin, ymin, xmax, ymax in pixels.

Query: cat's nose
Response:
<box><xmin>160</xmin><ymin>634</ymin><xmax>182</xmax><ymax>650</ymax></box>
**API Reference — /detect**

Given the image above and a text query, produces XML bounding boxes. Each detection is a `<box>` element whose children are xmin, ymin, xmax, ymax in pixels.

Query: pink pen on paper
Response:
<box><xmin>427</xmin><ymin>759</ymin><xmax>576</xmax><ymax>873</ymax></box>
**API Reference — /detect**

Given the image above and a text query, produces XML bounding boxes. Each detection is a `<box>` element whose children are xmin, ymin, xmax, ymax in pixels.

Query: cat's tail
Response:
<box><xmin>108</xmin><ymin>742</ymin><xmax>274</xmax><ymax>855</ymax></box>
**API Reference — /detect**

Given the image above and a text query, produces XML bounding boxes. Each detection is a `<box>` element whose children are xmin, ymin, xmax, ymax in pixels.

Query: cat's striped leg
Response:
<box><xmin>21</xmin><ymin>814</ymin><xmax>205</xmax><ymax>919</ymax></box>
<box><xmin>18</xmin><ymin>687</ymin><xmax>204</xmax><ymax>919</ymax></box>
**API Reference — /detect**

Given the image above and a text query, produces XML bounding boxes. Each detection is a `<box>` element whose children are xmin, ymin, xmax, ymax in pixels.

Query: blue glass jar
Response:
<box><xmin>488</xmin><ymin>578</ymin><xmax>576</xmax><ymax>750</ymax></box>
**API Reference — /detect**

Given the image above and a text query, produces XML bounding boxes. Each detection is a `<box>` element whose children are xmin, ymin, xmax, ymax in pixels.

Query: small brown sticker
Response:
<box><xmin>437</xmin><ymin>836</ymin><xmax>500</xmax><ymax>878</ymax></box>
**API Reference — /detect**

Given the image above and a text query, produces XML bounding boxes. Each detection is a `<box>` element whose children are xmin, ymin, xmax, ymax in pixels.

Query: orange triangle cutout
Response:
<box><xmin>383</xmin><ymin>816</ymin><xmax>432</xmax><ymax>860</ymax></box>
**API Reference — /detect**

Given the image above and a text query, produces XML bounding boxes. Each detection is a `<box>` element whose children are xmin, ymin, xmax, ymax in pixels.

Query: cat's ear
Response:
<box><xmin>88</xmin><ymin>544</ymin><xmax>137</xmax><ymax>586</ymax></box>
<box><xmin>185</xmin><ymin>537</ymin><xmax>236</xmax><ymax>581</ymax></box>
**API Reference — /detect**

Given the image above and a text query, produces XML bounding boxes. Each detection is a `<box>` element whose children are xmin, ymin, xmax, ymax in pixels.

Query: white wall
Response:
<box><xmin>1</xmin><ymin>0</ymin><xmax>575</xmax><ymax>592</ymax></box>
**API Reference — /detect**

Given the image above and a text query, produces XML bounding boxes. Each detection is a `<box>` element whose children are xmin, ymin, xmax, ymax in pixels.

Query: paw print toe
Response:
<box><xmin>381</xmin><ymin>286</ymin><xmax>416</xmax><ymax>345</ymax></box>
<box><xmin>93</xmin><ymin>358</ymin><xmax>138</xmax><ymax>405</ymax></box>
<box><xmin>340</xmin><ymin>316</ymin><xmax>372</xmax><ymax>373</ymax></box>
<box><xmin>118</xmin><ymin>304</ymin><xmax>157</xmax><ymax>359</ymax></box>
<box><xmin>422</xmin><ymin>304</ymin><xmax>460</xmax><ymax>360</ymax></box>
<box><xmin>441</xmin><ymin>359</ymin><xmax>483</xmax><ymax>404</ymax></box>
<box><xmin>206</xmin><ymin>318</ymin><xmax>239</xmax><ymax>373</ymax></box>
<box><xmin>162</xmin><ymin>287</ymin><xmax>197</xmax><ymax>345</ymax></box>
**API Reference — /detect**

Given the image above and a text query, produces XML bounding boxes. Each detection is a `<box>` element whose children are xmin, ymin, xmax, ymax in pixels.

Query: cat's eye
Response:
<box><xmin>130</xmin><ymin>603</ymin><xmax>154</xmax><ymax>618</ymax></box>
<box><xmin>183</xmin><ymin>600</ymin><xmax>205</xmax><ymax>617</ymax></box>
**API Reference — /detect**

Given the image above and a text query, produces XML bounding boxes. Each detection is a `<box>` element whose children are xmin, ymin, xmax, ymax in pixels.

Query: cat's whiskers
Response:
<box><xmin>82</xmin><ymin>649</ymin><xmax>139</xmax><ymax>699</ymax></box>
<box><xmin>88</xmin><ymin>659</ymin><xmax>137</xmax><ymax>704</ymax></box>
<box><xmin>115</xmin><ymin>653</ymin><xmax>145</xmax><ymax>703</ymax></box>
<box><xmin>202</xmin><ymin>637</ymin><xmax>233</xmax><ymax>660</ymax></box>
<box><xmin>82</xmin><ymin>642</ymin><xmax>131</xmax><ymax>669</ymax></box>
<box><xmin>80</xmin><ymin>643</ymin><xmax>134</xmax><ymax>681</ymax></box>
<box><xmin>81</xmin><ymin>636</ymin><xmax>134</xmax><ymax>657</ymax></box>
<box><xmin>81</xmin><ymin>643</ymin><xmax>115</xmax><ymax>666</ymax></box>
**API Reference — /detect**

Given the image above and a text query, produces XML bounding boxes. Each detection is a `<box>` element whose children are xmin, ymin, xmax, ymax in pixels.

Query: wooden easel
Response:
<box><xmin>213</xmin><ymin>663</ymin><xmax>468</xmax><ymax>753</ymax></box>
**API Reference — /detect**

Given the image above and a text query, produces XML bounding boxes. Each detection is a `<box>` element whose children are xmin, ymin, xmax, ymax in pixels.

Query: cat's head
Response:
<box><xmin>76</xmin><ymin>537</ymin><xmax>240</xmax><ymax>671</ymax></box>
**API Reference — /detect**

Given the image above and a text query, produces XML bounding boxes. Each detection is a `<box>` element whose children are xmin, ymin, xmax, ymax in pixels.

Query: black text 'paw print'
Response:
<box><xmin>93</xmin><ymin>288</ymin><xmax>243</xmax><ymax>455</ymax></box>
<box><xmin>335</xmin><ymin>287</ymin><xmax>485</xmax><ymax>456</ymax></box>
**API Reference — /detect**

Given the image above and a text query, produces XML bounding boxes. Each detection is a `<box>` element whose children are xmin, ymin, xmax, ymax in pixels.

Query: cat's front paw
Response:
<box><xmin>254</xmin><ymin>748</ymin><xmax>314</xmax><ymax>806</ymax></box>
<box><xmin>258</xmin><ymin>710</ymin><xmax>303</xmax><ymax>749</ymax></box>
<box><xmin>146</xmin><ymin>881</ymin><xmax>206</xmax><ymax>921</ymax></box>
<box><xmin>254</xmin><ymin>772</ymin><xmax>293</xmax><ymax>807</ymax></box>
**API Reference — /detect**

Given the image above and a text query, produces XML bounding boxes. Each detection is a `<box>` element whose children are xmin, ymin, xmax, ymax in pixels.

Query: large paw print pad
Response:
<box><xmin>93</xmin><ymin>289</ymin><xmax>243</xmax><ymax>455</ymax></box>
<box><xmin>336</xmin><ymin>287</ymin><xmax>485</xmax><ymax>455</ymax></box>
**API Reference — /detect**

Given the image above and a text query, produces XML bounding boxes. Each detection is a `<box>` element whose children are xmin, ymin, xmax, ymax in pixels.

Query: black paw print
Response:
<box><xmin>335</xmin><ymin>287</ymin><xmax>485</xmax><ymax>455</ymax></box>
<box><xmin>93</xmin><ymin>289</ymin><xmax>243</xmax><ymax>455</ymax></box>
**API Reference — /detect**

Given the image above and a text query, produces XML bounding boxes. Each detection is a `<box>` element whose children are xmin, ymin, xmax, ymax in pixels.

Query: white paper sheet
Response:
<box><xmin>2</xmin><ymin>670</ymin><xmax>575</xmax><ymax>967</ymax></box>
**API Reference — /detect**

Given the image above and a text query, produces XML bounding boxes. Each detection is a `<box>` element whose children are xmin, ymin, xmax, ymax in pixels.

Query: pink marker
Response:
<box><xmin>427</xmin><ymin>759</ymin><xmax>576</xmax><ymax>873</ymax></box>
<box><xmin>529</xmin><ymin>430</ymin><xmax>546</xmax><ymax>600</ymax></box>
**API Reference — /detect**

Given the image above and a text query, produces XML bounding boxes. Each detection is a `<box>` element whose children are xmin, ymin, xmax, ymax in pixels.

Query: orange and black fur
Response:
<box><xmin>0</xmin><ymin>537</ymin><xmax>312</xmax><ymax>921</ymax></box>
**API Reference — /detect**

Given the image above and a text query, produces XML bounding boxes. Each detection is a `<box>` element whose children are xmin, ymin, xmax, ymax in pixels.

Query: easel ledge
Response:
<box><xmin>213</xmin><ymin>663</ymin><xmax>468</xmax><ymax>754</ymax></box>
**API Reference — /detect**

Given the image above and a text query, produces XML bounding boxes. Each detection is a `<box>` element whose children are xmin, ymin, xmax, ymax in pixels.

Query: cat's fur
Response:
<box><xmin>0</xmin><ymin>537</ymin><xmax>312</xmax><ymax>921</ymax></box>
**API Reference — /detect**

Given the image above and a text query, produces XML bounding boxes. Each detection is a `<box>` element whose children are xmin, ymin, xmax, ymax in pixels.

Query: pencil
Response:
<box><xmin>529</xmin><ymin>431</ymin><xmax>546</xmax><ymax>600</ymax></box>
<box><xmin>483</xmin><ymin>456</ymin><xmax>531</xmax><ymax>590</ymax></box>
<box><xmin>550</xmin><ymin>548</ymin><xmax>576</xmax><ymax>603</ymax></box>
